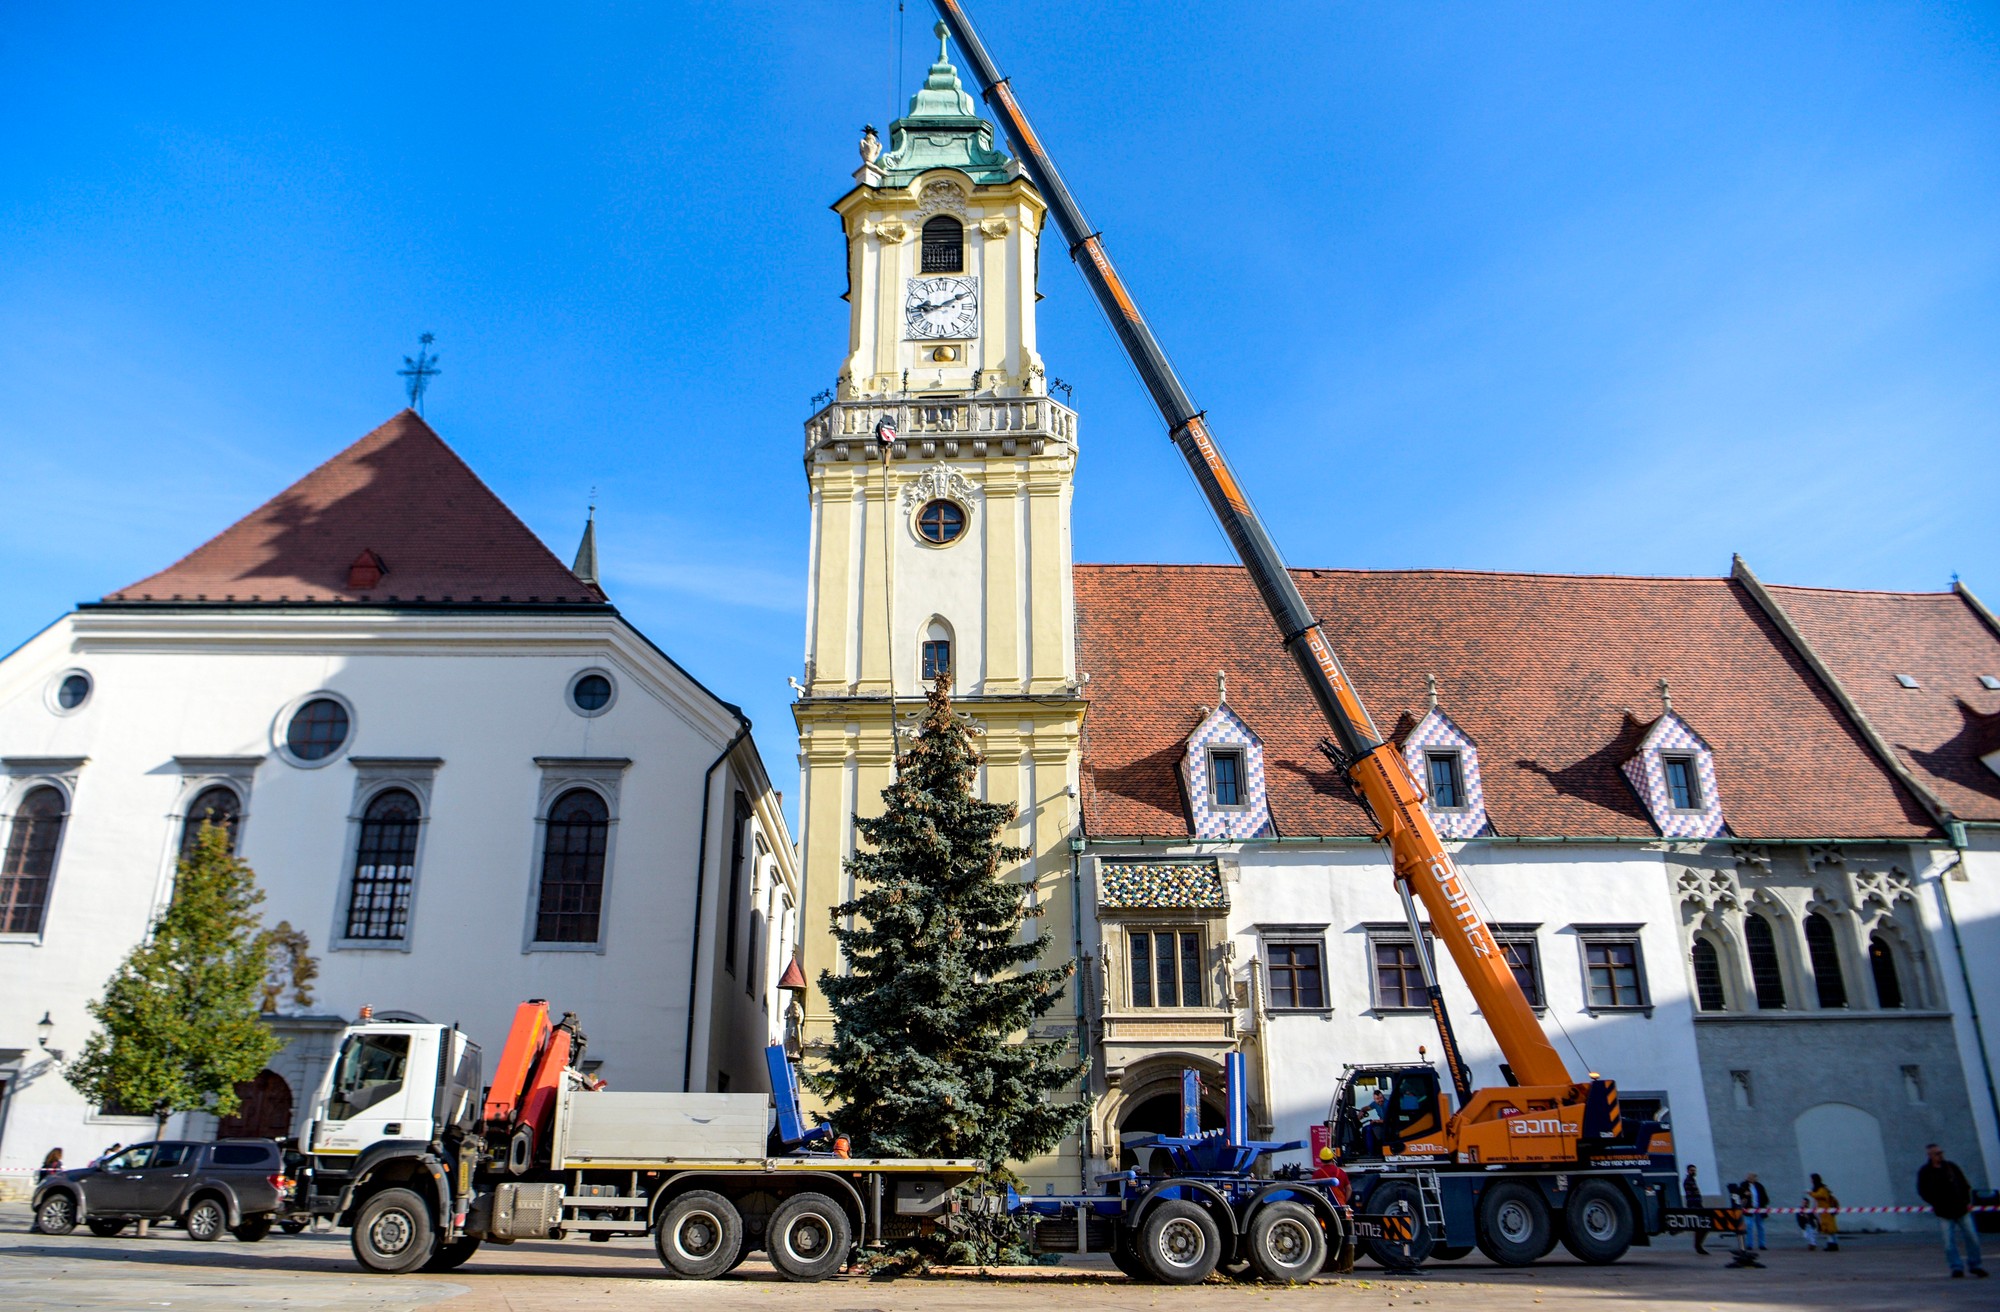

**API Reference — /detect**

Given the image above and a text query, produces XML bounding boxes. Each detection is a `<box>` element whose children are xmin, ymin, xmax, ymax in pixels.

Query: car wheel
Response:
<box><xmin>655</xmin><ymin>1190</ymin><xmax>745</xmax><ymax>1279</ymax></box>
<box><xmin>765</xmin><ymin>1193</ymin><xmax>851</xmax><ymax>1283</ymax></box>
<box><xmin>1560</xmin><ymin>1179</ymin><xmax>1635</xmax><ymax>1265</ymax></box>
<box><xmin>1137</xmin><ymin>1199</ymin><xmax>1223</xmax><ymax>1285</ymax></box>
<box><xmin>34</xmin><ymin>1193</ymin><xmax>78</xmax><ymax>1236</ymax></box>
<box><xmin>184</xmin><ymin>1198</ymin><xmax>228</xmax><ymax>1242</ymax></box>
<box><xmin>351</xmin><ymin>1187</ymin><xmax>435</xmax><ymax>1275</ymax></box>
<box><xmin>87</xmin><ymin>1218</ymin><xmax>130</xmax><ymax>1238</ymax></box>
<box><xmin>1476</xmin><ymin>1181</ymin><xmax>1553</xmax><ymax>1267</ymax></box>
<box><xmin>1247</xmin><ymin>1201</ymin><xmax>1327</xmax><ymax>1282</ymax></box>
<box><xmin>231</xmin><ymin>1216</ymin><xmax>274</xmax><ymax>1242</ymax></box>
<box><xmin>423</xmin><ymin>1237</ymin><xmax>482</xmax><ymax>1271</ymax></box>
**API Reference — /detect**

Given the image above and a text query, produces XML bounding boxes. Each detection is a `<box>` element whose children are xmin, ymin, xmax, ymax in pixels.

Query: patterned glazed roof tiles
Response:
<box><xmin>1075</xmin><ymin>565</ymin><xmax>1936</xmax><ymax>841</ymax></box>
<box><xmin>1100</xmin><ymin>860</ymin><xmax>1229</xmax><ymax>910</ymax></box>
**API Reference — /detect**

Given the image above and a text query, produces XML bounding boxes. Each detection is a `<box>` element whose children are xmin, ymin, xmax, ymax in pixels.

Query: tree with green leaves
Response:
<box><xmin>814</xmin><ymin>674</ymin><xmax>1089</xmax><ymax>1174</ymax></box>
<box><xmin>66</xmin><ymin>824</ymin><xmax>283</xmax><ymax>1135</ymax></box>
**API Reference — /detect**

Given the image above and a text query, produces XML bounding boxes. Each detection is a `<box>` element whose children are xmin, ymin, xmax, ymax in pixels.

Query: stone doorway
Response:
<box><xmin>218</xmin><ymin>1068</ymin><xmax>293</xmax><ymax>1141</ymax></box>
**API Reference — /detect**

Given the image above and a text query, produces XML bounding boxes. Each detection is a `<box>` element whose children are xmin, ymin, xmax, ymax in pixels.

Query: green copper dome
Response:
<box><xmin>878</xmin><ymin>22</ymin><xmax>1011</xmax><ymax>186</ymax></box>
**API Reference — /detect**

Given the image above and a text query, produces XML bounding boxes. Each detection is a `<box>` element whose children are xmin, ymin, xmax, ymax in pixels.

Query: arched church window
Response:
<box><xmin>921</xmin><ymin>216</ymin><xmax>964</xmax><ymax>273</ymax></box>
<box><xmin>917</xmin><ymin>499</ymin><xmax>965</xmax><ymax>545</ymax></box>
<box><xmin>1</xmin><ymin>786</ymin><xmax>66</xmax><ymax>935</ymax></box>
<box><xmin>1744</xmin><ymin>912</ymin><xmax>1787</xmax><ymax>1010</ymax></box>
<box><xmin>1804</xmin><ymin>911</ymin><xmax>1847</xmax><ymax>1008</ymax></box>
<box><xmin>346</xmin><ymin>789</ymin><xmax>421</xmax><ymax>941</ymax></box>
<box><xmin>1869</xmin><ymin>934</ymin><xmax>1905</xmax><ymax>1009</ymax></box>
<box><xmin>180</xmin><ymin>785</ymin><xmax>242</xmax><ymax>858</ymax></box>
<box><xmin>1690</xmin><ymin>936</ymin><xmax>1727</xmax><ymax>1012</ymax></box>
<box><xmin>537</xmin><ymin>788</ymin><xmax>610</xmax><ymax>943</ymax></box>
<box><xmin>922</xmin><ymin>619</ymin><xmax>953</xmax><ymax>683</ymax></box>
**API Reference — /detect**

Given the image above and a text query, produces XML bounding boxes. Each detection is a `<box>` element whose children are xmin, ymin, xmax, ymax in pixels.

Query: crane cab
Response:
<box><xmin>1330</xmin><ymin>1065</ymin><xmax>1452</xmax><ymax>1162</ymax></box>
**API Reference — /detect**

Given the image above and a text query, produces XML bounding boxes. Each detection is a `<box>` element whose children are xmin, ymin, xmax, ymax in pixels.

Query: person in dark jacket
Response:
<box><xmin>1918</xmin><ymin>1144</ymin><xmax>1988</xmax><ymax>1278</ymax></box>
<box><xmin>1735</xmin><ymin>1174</ymin><xmax>1770</xmax><ymax>1250</ymax></box>
<box><xmin>1683</xmin><ymin>1164</ymin><xmax>1708</xmax><ymax>1254</ymax></box>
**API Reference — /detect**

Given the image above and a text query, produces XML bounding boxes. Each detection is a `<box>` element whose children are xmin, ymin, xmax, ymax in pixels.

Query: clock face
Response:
<box><xmin>905</xmin><ymin>276</ymin><xmax>979</xmax><ymax>340</ymax></box>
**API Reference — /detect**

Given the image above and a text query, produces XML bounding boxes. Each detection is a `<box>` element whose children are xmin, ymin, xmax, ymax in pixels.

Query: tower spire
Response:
<box><xmin>571</xmin><ymin>497</ymin><xmax>600</xmax><ymax>591</ymax></box>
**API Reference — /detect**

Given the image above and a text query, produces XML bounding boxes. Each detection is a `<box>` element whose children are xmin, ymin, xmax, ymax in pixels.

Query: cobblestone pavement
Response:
<box><xmin>2</xmin><ymin>1203</ymin><xmax>1992</xmax><ymax>1312</ymax></box>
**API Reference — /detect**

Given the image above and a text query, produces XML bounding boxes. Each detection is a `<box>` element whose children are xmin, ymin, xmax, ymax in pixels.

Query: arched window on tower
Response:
<box><xmin>1745</xmin><ymin>912</ymin><xmax>1788</xmax><ymax>1010</ymax></box>
<box><xmin>921</xmin><ymin>216</ymin><xmax>964</xmax><ymax>273</ymax></box>
<box><xmin>1804</xmin><ymin>911</ymin><xmax>1848</xmax><ymax>1008</ymax></box>
<box><xmin>179</xmin><ymin>785</ymin><xmax>243</xmax><ymax>858</ymax></box>
<box><xmin>1690</xmin><ymin>936</ymin><xmax>1727</xmax><ymax>1012</ymax></box>
<box><xmin>1869</xmin><ymin>934</ymin><xmax>1905</xmax><ymax>1009</ymax></box>
<box><xmin>921</xmin><ymin>618</ymin><xmax>953</xmax><ymax>684</ymax></box>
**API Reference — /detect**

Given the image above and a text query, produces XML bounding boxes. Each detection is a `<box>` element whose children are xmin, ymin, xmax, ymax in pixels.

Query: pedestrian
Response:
<box><xmin>36</xmin><ymin>1147</ymin><xmax>63</xmax><ymax>1185</ymax></box>
<box><xmin>1683</xmin><ymin>1164</ymin><xmax>1708</xmax><ymax>1255</ymax></box>
<box><xmin>1917</xmin><ymin>1143</ymin><xmax>1988</xmax><ymax>1278</ymax></box>
<box><xmin>1725</xmin><ymin>1181</ymin><xmax>1764</xmax><ymax>1268</ymax></box>
<box><xmin>1735</xmin><ymin>1173</ymin><xmax>1770</xmax><ymax>1251</ymax></box>
<box><xmin>1805</xmin><ymin>1174</ymin><xmax>1839</xmax><ymax>1252</ymax></box>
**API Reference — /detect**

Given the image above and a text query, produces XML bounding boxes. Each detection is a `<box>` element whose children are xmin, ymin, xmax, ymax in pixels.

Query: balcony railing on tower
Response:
<box><xmin>805</xmin><ymin>396</ymin><xmax>1078</xmax><ymax>460</ymax></box>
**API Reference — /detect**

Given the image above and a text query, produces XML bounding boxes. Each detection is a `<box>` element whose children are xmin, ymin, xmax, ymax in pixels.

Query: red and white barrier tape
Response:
<box><xmin>1743</xmin><ymin>1206</ymin><xmax>2000</xmax><ymax>1215</ymax></box>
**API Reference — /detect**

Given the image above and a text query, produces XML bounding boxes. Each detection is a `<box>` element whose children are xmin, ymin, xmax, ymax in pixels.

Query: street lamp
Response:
<box><xmin>37</xmin><ymin>1011</ymin><xmax>64</xmax><ymax>1063</ymax></box>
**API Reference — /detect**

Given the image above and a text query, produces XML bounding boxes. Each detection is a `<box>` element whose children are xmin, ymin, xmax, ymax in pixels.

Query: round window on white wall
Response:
<box><xmin>567</xmin><ymin>668</ymin><xmax>618</xmax><ymax>717</ymax></box>
<box><xmin>47</xmin><ymin>669</ymin><xmax>93</xmax><ymax>715</ymax></box>
<box><xmin>275</xmin><ymin>692</ymin><xmax>355</xmax><ymax>768</ymax></box>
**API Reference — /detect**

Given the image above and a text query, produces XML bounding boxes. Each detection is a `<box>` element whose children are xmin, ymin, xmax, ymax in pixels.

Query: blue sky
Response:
<box><xmin>3</xmin><ymin>2</ymin><xmax>1996</xmax><ymax>813</ymax></box>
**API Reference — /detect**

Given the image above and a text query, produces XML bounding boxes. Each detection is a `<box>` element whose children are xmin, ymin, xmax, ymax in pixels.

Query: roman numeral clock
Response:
<box><xmin>906</xmin><ymin>276</ymin><xmax>979</xmax><ymax>340</ymax></box>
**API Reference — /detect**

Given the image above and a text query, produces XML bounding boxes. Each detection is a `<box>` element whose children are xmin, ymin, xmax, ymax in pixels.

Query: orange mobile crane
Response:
<box><xmin>932</xmin><ymin>0</ymin><xmax>1678</xmax><ymax>1268</ymax></box>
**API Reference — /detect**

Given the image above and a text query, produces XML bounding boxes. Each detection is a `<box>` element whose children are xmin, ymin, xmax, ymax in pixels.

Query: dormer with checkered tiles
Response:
<box><xmin>1180</xmin><ymin>694</ymin><xmax>1273</xmax><ymax>840</ymax></box>
<box><xmin>1400</xmin><ymin>705</ymin><xmax>1490</xmax><ymax>839</ymax></box>
<box><xmin>1621</xmin><ymin>692</ymin><xmax>1728</xmax><ymax>839</ymax></box>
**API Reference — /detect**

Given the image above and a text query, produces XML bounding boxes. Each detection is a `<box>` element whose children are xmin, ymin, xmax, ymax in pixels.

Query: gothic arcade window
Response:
<box><xmin>1744</xmin><ymin>913</ymin><xmax>1787</xmax><ymax>1009</ymax></box>
<box><xmin>287</xmin><ymin>697</ymin><xmax>350</xmax><ymax>762</ymax></box>
<box><xmin>1869</xmin><ymin>935</ymin><xmax>1905</xmax><ymax>1009</ymax></box>
<box><xmin>917</xmin><ymin>499</ymin><xmax>965</xmax><ymax>544</ymax></box>
<box><xmin>345</xmin><ymin>789</ymin><xmax>421</xmax><ymax>941</ymax></box>
<box><xmin>1805</xmin><ymin>912</ymin><xmax>1847</xmax><ymax>1009</ymax></box>
<box><xmin>536</xmin><ymin>788</ymin><xmax>610</xmax><ymax>943</ymax></box>
<box><xmin>1690</xmin><ymin>936</ymin><xmax>1727</xmax><ymax>1012</ymax></box>
<box><xmin>1130</xmin><ymin>929</ymin><xmax>1204</xmax><ymax>1008</ymax></box>
<box><xmin>1</xmin><ymin>786</ymin><xmax>66</xmax><ymax>935</ymax></box>
<box><xmin>1426</xmin><ymin>751</ymin><xmax>1465</xmax><ymax>808</ymax></box>
<box><xmin>179</xmin><ymin>785</ymin><xmax>242</xmax><ymax>858</ymax></box>
<box><xmin>920</xmin><ymin>216</ymin><xmax>964</xmax><ymax>273</ymax></box>
<box><xmin>1265</xmin><ymin>939</ymin><xmax>1326</xmax><ymax>1009</ymax></box>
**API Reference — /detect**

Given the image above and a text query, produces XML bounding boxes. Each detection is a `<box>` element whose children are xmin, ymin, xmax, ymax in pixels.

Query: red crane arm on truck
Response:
<box><xmin>931</xmin><ymin>0</ymin><xmax>1573</xmax><ymax>1095</ymax></box>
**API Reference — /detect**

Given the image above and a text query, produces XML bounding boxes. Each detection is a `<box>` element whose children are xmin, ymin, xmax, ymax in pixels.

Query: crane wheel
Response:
<box><xmin>1136</xmin><ymin>1200</ymin><xmax>1223</xmax><ymax>1285</ymax></box>
<box><xmin>1475</xmin><ymin>1182</ymin><xmax>1552</xmax><ymax>1267</ymax></box>
<box><xmin>1109</xmin><ymin>1232</ymin><xmax>1150</xmax><ymax>1280</ymax></box>
<box><xmin>656</xmin><ymin>1190</ymin><xmax>744</xmax><ymax>1279</ymax></box>
<box><xmin>766</xmin><ymin>1192</ymin><xmax>850</xmax><ymax>1283</ymax></box>
<box><xmin>1357</xmin><ymin>1180</ymin><xmax>1434</xmax><ymax>1270</ymax></box>
<box><xmin>1559</xmin><ymin>1180</ymin><xmax>1635</xmax><ymax>1265</ymax></box>
<box><xmin>1246</xmin><ymin>1201</ymin><xmax>1327</xmax><ymax>1282</ymax></box>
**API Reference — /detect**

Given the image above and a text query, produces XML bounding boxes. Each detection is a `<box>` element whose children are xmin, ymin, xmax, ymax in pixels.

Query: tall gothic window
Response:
<box><xmin>1805</xmin><ymin>912</ymin><xmax>1848</xmax><ymax>1009</ymax></box>
<box><xmin>1745</xmin><ymin>913</ymin><xmax>1787</xmax><ymax>1010</ymax></box>
<box><xmin>1869</xmin><ymin>935</ymin><xmax>1905</xmax><ymax>1009</ymax></box>
<box><xmin>1</xmin><ymin>787</ymin><xmax>66</xmax><ymax>935</ymax></box>
<box><xmin>725</xmin><ymin>793</ymin><xmax>750</xmax><ymax>974</ymax></box>
<box><xmin>1690</xmin><ymin>936</ymin><xmax>1727</xmax><ymax>1011</ymax></box>
<box><xmin>921</xmin><ymin>216</ymin><xmax>964</xmax><ymax>273</ymax></box>
<box><xmin>345</xmin><ymin>789</ymin><xmax>421</xmax><ymax>941</ymax></box>
<box><xmin>179</xmin><ymin>785</ymin><xmax>242</xmax><ymax>858</ymax></box>
<box><xmin>537</xmin><ymin>788</ymin><xmax>610</xmax><ymax>943</ymax></box>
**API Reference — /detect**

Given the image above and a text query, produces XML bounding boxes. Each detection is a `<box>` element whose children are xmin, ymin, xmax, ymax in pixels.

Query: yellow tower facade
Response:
<box><xmin>792</xmin><ymin>30</ymin><xmax>1087</xmax><ymax>1189</ymax></box>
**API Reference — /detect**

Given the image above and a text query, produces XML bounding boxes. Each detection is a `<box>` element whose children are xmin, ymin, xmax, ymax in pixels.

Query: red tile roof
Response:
<box><xmin>1074</xmin><ymin>565</ymin><xmax>1935</xmax><ymax>841</ymax></box>
<box><xmin>1764</xmin><ymin>585</ymin><xmax>2000</xmax><ymax>823</ymax></box>
<box><xmin>105</xmin><ymin>411</ymin><xmax>605</xmax><ymax>606</ymax></box>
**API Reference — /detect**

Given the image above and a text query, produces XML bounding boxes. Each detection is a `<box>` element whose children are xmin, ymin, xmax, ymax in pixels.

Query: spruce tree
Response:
<box><xmin>66</xmin><ymin>824</ymin><xmax>283</xmax><ymax>1135</ymax></box>
<box><xmin>815</xmin><ymin>674</ymin><xmax>1088</xmax><ymax>1170</ymax></box>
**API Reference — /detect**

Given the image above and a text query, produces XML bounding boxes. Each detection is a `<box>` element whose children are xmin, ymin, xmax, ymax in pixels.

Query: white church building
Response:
<box><xmin>0</xmin><ymin>411</ymin><xmax>798</xmax><ymax>1189</ymax></box>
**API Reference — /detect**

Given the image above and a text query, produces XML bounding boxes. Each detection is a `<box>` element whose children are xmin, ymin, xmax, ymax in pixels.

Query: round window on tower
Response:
<box><xmin>916</xmin><ymin>499</ymin><xmax>967</xmax><ymax>546</ymax></box>
<box><xmin>567</xmin><ymin>668</ymin><xmax>618</xmax><ymax>717</ymax></box>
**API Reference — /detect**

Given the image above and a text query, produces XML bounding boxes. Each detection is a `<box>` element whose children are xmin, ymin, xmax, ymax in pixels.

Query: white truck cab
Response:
<box><xmin>310</xmin><ymin>1021</ymin><xmax>481</xmax><ymax>1160</ymax></box>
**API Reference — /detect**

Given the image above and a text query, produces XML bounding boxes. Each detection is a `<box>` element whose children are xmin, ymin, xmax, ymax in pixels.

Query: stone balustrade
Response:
<box><xmin>805</xmin><ymin>396</ymin><xmax>1078</xmax><ymax>461</ymax></box>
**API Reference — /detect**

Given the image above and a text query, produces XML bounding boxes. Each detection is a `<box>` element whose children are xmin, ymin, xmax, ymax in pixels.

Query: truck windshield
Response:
<box><xmin>329</xmin><ymin>1032</ymin><xmax>410</xmax><ymax>1120</ymax></box>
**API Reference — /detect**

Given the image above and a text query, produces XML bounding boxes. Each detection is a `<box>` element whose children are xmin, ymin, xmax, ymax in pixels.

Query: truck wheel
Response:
<box><xmin>1560</xmin><ymin>1180</ymin><xmax>1634</xmax><ymax>1265</ymax></box>
<box><xmin>1358</xmin><ymin>1180</ymin><xmax>1434</xmax><ymax>1270</ymax></box>
<box><xmin>424</xmin><ymin>1237</ymin><xmax>483</xmax><ymax>1271</ymax></box>
<box><xmin>87</xmin><ymin>1218</ymin><xmax>130</xmax><ymax>1238</ymax></box>
<box><xmin>34</xmin><ymin>1193</ymin><xmax>78</xmax><ymax>1235</ymax></box>
<box><xmin>766</xmin><ymin>1193</ymin><xmax>850</xmax><ymax>1283</ymax></box>
<box><xmin>1247</xmin><ymin>1201</ymin><xmax>1326</xmax><ymax>1282</ymax></box>
<box><xmin>231</xmin><ymin>1216</ymin><xmax>273</xmax><ymax>1242</ymax></box>
<box><xmin>1109</xmin><ymin>1234</ymin><xmax>1150</xmax><ymax>1281</ymax></box>
<box><xmin>351</xmin><ymin>1187</ymin><xmax>435</xmax><ymax>1274</ymax></box>
<box><xmin>184</xmin><ymin>1198</ymin><xmax>227</xmax><ymax>1242</ymax></box>
<box><xmin>1137</xmin><ymin>1200</ymin><xmax>1222</xmax><ymax>1285</ymax></box>
<box><xmin>1476</xmin><ymin>1181</ymin><xmax>1552</xmax><ymax>1267</ymax></box>
<box><xmin>656</xmin><ymin>1191</ymin><xmax>745</xmax><ymax>1279</ymax></box>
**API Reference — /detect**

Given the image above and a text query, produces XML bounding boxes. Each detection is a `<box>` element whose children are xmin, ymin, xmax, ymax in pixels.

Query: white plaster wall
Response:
<box><xmin>890</xmin><ymin>475</ymin><xmax>989</xmax><ymax>695</ymax></box>
<box><xmin>1927</xmin><ymin>835</ymin><xmax>2000</xmax><ymax>1180</ymax></box>
<box><xmin>0</xmin><ymin>608</ymin><xmax>793</xmax><ymax>1175</ymax></box>
<box><xmin>1223</xmin><ymin>843</ymin><xmax>1718</xmax><ymax>1181</ymax></box>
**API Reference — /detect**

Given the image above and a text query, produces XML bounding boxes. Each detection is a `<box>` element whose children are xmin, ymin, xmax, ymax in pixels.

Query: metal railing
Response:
<box><xmin>805</xmin><ymin>395</ymin><xmax>1078</xmax><ymax>458</ymax></box>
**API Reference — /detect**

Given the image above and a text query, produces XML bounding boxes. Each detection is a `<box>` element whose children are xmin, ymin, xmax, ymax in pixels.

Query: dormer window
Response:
<box><xmin>1210</xmin><ymin>750</ymin><xmax>1244</xmax><ymax>807</ymax></box>
<box><xmin>1425</xmin><ymin>751</ymin><xmax>1465</xmax><ymax>809</ymax></box>
<box><xmin>1662</xmin><ymin>755</ymin><xmax>1701</xmax><ymax>810</ymax></box>
<box><xmin>1181</xmin><ymin>702</ymin><xmax>1273</xmax><ymax>839</ymax></box>
<box><xmin>921</xmin><ymin>216</ymin><xmax>964</xmax><ymax>273</ymax></box>
<box><xmin>1401</xmin><ymin>706</ymin><xmax>1488</xmax><ymax>837</ymax></box>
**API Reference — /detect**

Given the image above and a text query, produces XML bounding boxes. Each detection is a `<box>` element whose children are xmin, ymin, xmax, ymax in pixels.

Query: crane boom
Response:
<box><xmin>932</xmin><ymin>0</ymin><xmax>1571</xmax><ymax>1093</ymax></box>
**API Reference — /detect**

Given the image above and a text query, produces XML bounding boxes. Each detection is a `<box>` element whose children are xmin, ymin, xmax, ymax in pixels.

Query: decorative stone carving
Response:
<box><xmin>979</xmin><ymin>217</ymin><xmax>1010</xmax><ymax>238</ymax></box>
<box><xmin>1730</xmin><ymin>843</ymin><xmax>1772</xmax><ymax>873</ymax></box>
<box><xmin>899</xmin><ymin>462</ymin><xmax>979</xmax><ymax>510</ymax></box>
<box><xmin>873</xmin><ymin>220</ymin><xmax>909</xmax><ymax>243</ymax></box>
<box><xmin>1806</xmin><ymin>843</ymin><xmax>1846</xmax><ymax>870</ymax></box>
<box><xmin>1848</xmin><ymin>865</ymin><xmax>1916</xmax><ymax>921</ymax></box>
<box><xmin>1676</xmin><ymin>866</ymin><xmax>1742</xmax><ymax>921</ymax></box>
<box><xmin>916</xmin><ymin>179</ymin><xmax>968</xmax><ymax>219</ymax></box>
<box><xmin>859</xmin><ymin>125</ymin><xmax>881</xmax><ymax>165</ymax></box>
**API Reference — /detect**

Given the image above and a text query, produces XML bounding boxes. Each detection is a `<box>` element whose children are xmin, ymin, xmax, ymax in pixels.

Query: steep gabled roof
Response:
<box><xmin>1760</xmin><ymin>584</ymin><xmax>2000</xmax><ymax>822</ymax></box>
<box><xmin>105</xmin><ymin>411</ymin><xmax>605</xmax><ymax>607</ymax></box>
<box><xmin>1074</xmin><ymin>565</ymin><xmax>1935</xmax><ymax>841</ymax></box>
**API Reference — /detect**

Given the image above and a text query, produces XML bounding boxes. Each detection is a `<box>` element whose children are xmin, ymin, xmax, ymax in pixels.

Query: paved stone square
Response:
<box><xmin>2</xmin><ymin>1203</ymin><xmax>1992</xmax><ymax>1312</ymax></box>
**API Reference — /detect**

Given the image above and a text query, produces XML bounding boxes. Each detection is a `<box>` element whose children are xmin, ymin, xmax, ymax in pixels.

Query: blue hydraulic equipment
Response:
<box><xmin>764</xmin><ymin>1044</ymin><xmax>833</xmax><ymax>1151</ymax></box>
<box><xmin>1120</xmin><ymin>1053</ymin><xmax>1303</xmax><ymax>1177</ymax></box>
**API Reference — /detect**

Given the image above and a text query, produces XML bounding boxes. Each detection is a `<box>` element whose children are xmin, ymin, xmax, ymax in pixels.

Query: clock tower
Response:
<box><xmin>791</xmin><ymin>24</ymin><xmax>1087</xmax><ymax>1188</ymax></box>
